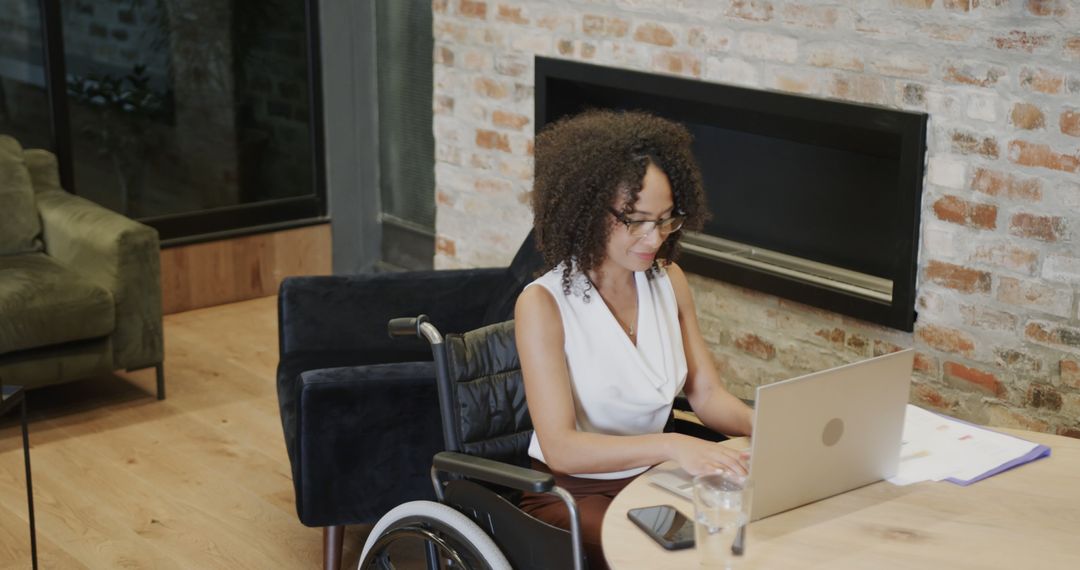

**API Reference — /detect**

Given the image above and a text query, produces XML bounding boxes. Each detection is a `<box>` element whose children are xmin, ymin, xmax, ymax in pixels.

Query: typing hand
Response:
<box><xmin>671</xmin><ymin>434</ymin><xmax>750</xmax><ymax>476</ymax></box>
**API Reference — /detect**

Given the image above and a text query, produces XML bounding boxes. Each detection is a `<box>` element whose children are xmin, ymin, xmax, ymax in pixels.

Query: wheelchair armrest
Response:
<box><xmin>434</xmin><ymin>451</ymin><xmax>555</xmax><ymax>494</ymax></box>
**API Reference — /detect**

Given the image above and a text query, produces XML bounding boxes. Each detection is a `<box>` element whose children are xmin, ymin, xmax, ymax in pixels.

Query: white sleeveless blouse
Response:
<box><xmin>524</xmin><ymin>264</ymin><xmax>688</xmax><ymax>479</ymax></box>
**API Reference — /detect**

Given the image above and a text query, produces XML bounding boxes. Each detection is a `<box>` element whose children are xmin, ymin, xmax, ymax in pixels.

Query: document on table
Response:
<box><xmin>888</xmin><ymin>405</ymin><xmax>1051</xmax><ymax>486</ymax></box>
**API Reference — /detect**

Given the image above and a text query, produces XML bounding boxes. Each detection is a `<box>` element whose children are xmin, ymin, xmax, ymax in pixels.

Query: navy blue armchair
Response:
<box><xmin>276</xmin><ymin>233</ymin><xmax>542</xmax><ymax>570</ymax></box>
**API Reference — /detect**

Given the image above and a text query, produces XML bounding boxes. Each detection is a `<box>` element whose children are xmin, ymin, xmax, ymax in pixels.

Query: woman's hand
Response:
<box><xmin>669</xmin><ymin>434</ymin><xmax>750</xmax><ymax>477</ymax></box>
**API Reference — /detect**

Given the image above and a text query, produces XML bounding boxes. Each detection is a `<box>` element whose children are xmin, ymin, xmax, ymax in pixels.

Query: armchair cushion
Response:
<box><xmin>0</xmin><ymin>253</ymin><xmax>115</xmax><ymax>354</ymax></box>
<box><xmin>23</xmin><ymin>148</ymin><xmax>64</xmax><ymax>194</ymax></box>
<box><xmin>0</xmin><ymin>136</ymin><xmax>43</xmax><ymax>256</ymax></box>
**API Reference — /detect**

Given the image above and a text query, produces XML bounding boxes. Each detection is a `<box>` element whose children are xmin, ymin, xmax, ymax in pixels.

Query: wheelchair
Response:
<box><xmin>358</xmin><ymin>316</ymin><xmax>585</xmax><ymax>570</ymax></box>
<box><xmin>358</xmin><ymin>315</ymin><xmax>729</xmax><ymax>569</ymax></box>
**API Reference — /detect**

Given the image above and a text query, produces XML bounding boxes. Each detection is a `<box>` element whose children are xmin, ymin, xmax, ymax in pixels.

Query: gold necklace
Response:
<box><xmin>620</xmin><ymin>317</ymin><xmax>636</xmax><ymax>336</ymax></box>
<box><xmin>587</xmin><ymin>273</ymin><xmax>637</xmax><ymax>337</ymax></box>
<box><xmin>611</xmin><ymin>304</ymin><xmax>637</xmax><ymax>337</ymax></box>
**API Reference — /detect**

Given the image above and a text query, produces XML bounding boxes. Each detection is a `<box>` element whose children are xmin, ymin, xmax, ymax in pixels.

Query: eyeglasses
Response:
<box><xmin>608</xmin><ymin>208</ymin><xmax>686</xmax><ymax>238</ymax></box>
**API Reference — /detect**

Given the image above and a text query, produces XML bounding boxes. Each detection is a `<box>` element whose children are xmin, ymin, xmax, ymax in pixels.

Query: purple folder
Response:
<box><xmin>929</xmin><ymin>409</ymin><xmax>1053</xmax><ymax>486</ymax></box>
<box><xmin>945</xmin><ymin>444</ymin><xmax>1051</xmax><ymax>486</ymax></box>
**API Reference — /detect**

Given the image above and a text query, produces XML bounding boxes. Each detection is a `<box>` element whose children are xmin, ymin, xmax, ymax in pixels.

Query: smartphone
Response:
<box><xmin>626</xmin><ymin>504</ymin><xmax>695</xmax><ymax>550</ymax></box>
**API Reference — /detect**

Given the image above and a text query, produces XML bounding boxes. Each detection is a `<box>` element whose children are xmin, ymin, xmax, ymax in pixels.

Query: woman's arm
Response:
<box><xmin>515</xmin><ymin>285</ymin><xmax>748</xmax><ymax>476</ymax></box>
<box><xmin>666</xmin><ymin>263</ymin><xmax>754</xmax><ymax>437</ymax></box>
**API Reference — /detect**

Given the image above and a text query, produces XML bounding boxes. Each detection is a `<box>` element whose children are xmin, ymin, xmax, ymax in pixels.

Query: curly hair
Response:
<box><xmin>531</xmin><ymin>109</ymin><xmax>709</xmax><ymax>297</ymax></box>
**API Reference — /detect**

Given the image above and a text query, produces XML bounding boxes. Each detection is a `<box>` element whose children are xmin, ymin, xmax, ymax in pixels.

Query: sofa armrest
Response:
<box><xmin>35</xmin><ymin>189</ymin><xmax>162</xmax><ymax>369</ymax></box>
<box><xmin>279</xmin><ymin>361</ymin><xmax>445</xmax><ymax>526</ymax></box>
<box><xmin>278</xmin><ymin>268</ymin><xmax>509</xmax><ymax>358</ymax></box>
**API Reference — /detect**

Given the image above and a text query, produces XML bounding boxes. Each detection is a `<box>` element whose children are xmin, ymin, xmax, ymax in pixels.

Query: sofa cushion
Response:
<box><xmin>22</xmin><ymin>148</ymin><xmax>65</xmax><ymax>194</ymax></box>
<box><xmin>0</xmin><ymin>136</ymin><xmax>44</xmax><ymax>257</ymax></box>
<box><xmin>0</xmin><ymin>253</ymin><xmax>115</xmax><ymax>355</ymax></box>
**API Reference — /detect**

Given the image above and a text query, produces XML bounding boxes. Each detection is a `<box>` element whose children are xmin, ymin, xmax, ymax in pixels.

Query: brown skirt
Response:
<box><xmin>518</xmin><ymin>460</ymin><xmax>638</xmax><ymax>570</ymax></box>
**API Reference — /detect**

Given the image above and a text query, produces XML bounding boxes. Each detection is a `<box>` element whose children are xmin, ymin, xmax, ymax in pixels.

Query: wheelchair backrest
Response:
<box><xmin>441</xmin><ymin>320</ymin><xmax>533</xmax><ymax>468</ymax></box>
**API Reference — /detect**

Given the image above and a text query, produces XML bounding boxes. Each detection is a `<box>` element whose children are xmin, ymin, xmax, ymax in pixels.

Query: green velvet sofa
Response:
<box><xmin>0</xmin><ymin>135</ymin><xmax>164</xmax><ymax>397</ymax></box>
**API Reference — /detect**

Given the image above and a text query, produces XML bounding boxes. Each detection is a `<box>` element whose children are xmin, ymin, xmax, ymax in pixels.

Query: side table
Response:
<box><xmin>1</xmin><ymin>385</ymin><xmax>38</xmax><ymax>570</ymax></box>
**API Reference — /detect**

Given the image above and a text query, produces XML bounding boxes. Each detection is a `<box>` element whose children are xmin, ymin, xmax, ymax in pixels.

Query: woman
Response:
<box><xmin>515</xmin><ymin>109</ymin><xmax>753</xmax><ymax>569</ymax></box>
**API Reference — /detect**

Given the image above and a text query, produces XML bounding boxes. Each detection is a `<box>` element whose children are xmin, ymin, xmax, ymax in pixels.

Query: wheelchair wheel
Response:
<box><xmin>359</xmin><ymin>501</ymin><xmax>511</xmax><ymax>570</ymax></box>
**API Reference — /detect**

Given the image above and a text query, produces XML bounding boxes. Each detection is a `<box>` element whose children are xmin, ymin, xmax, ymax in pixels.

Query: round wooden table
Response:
<box><xmin>602</xmin><ymin>429</ymin><xmax>1080</xmax><ymax>569</ymax></box>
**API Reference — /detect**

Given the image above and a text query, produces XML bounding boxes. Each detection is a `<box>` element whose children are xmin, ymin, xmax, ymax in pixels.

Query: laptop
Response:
<box><xmin>650</xmin><ymin>349</ymin><xmax>914</xmax><ymax>521</ymax></box>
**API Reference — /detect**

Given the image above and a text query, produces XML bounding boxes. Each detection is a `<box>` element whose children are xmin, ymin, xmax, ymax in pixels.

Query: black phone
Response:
<box><xmin>626</xmin><ymin>504</ymin><xmax>695</xmax><ymax>550</ymax></box>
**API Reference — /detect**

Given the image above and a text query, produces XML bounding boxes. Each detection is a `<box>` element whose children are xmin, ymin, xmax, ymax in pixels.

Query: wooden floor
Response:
<box><xmin>0</xmin><ymin>296</ymin><xmax>374</xmax><ymax>569</ymax></box>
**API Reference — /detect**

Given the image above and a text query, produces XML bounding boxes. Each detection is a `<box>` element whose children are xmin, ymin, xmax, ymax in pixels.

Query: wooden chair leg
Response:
<box><xmin>323</xmin><ymin>525</ymin><xmax>344</xmax><ymax>570</ymax></box>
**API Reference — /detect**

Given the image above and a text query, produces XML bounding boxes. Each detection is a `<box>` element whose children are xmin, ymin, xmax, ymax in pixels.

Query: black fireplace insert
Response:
<box><xmin>535</xmin><ymin>57</ymin><xmax>927</xmax><ymax>331</ymax></box>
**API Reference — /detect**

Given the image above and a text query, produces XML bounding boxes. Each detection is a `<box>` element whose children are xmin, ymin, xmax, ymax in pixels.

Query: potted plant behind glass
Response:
<box><xmin>67</xmin><ymin>64</ymin><xmax>168</xmax><ymax>218</ymax></box>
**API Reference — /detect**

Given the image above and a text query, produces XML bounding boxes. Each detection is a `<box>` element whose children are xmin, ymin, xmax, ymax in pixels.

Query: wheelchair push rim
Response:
<box><xmin>359</xmin><ymin>501</ymin><xmax>511</xmax><ymax>570</ymax></box>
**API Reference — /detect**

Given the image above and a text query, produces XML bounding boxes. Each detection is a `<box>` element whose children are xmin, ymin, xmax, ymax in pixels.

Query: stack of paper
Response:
<box><xmin>888</xmin><ymin>405</ymin><xmax>1051</xmax><ymax>486</ymax></box>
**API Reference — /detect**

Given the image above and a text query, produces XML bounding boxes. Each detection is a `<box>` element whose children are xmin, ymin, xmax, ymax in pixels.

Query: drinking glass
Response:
<box><xmin>692</xmin><ymin>471</ymin><xmax>751</xmax><ymax>569</ymax></box>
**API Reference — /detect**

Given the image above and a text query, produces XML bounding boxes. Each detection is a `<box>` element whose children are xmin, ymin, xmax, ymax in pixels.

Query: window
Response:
<box><xmin>1</xmin><ymin>0</ymin><xmax>326</xmax><ymax>243</ymax></box>
<box><xmin>0</xmin><ymin>0</ymin><xmax>52</xmax><ymax>151</ymax></box>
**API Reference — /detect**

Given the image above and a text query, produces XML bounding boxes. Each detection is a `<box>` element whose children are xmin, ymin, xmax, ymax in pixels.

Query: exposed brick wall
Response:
<box><xmin>431</xmin><ymin>0</ymin><xmax>1080</xmax><ymax>437</ymax></box>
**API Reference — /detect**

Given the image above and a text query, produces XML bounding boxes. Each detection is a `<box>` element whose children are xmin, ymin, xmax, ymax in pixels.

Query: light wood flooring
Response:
<box><xmin>0</xmin><ymin>296</ymin><xmax>375</xmax><ymax>569</ymax></box>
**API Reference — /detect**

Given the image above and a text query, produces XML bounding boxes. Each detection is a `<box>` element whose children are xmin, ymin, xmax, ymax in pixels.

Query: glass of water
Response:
<box><xmin>692</xmin><ymin>471</ymin><xmax>751</xmax><ymax>569</ymax></box>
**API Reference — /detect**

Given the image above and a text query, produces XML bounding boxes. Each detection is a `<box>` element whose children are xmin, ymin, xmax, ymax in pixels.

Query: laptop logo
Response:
<box><xmin>822</xmin><ymin>418</ymin><xmax>844</xmax><ymax>446</ymax></box>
